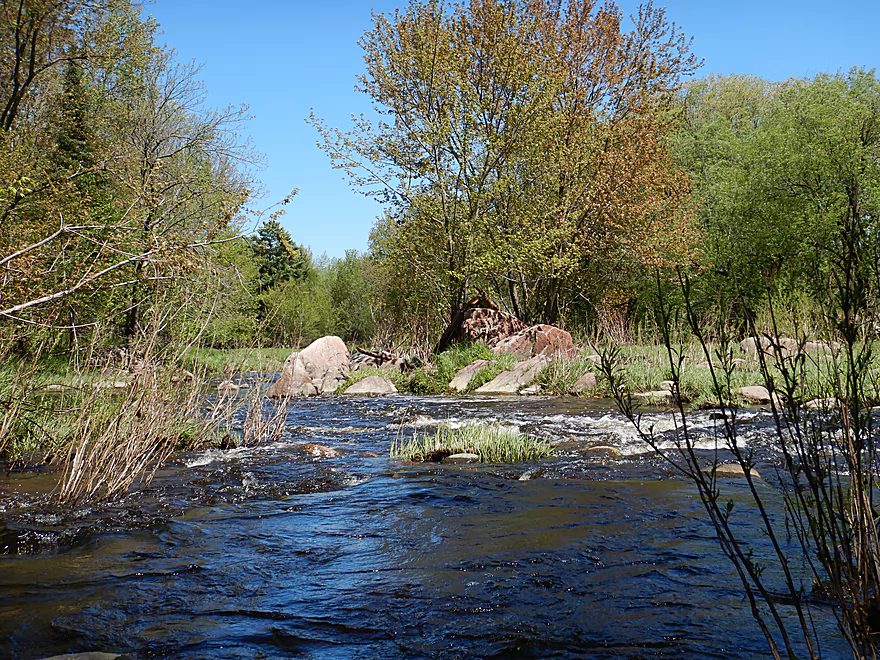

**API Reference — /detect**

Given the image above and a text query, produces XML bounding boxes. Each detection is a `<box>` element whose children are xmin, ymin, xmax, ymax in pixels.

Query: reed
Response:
<box><xmin>601</xmin><ymin>269</ymin><xmax>880</xmax><ymax>659</ymax></box>
<box><xmin>55</xmin><ymin>350</ymin><xmax>213</xmax><ymax>505</ymax></box>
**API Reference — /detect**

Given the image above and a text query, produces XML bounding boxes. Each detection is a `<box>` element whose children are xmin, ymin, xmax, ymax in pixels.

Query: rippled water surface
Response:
<box><xmin>0</xmin><ymin>395</ymin><xmax>849</xmax><ymax>658</ymax></box>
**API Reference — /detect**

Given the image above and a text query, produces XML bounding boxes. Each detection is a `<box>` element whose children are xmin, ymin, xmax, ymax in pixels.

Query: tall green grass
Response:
<box><xmin>181</xmin><ymin>346</ymin><xmax>294</xmax><ymax>374</ymax></box>
<box><xmin>391</xmin><ymin>423</ymin><xmax>553</xmax><ymax>463</ymax></box>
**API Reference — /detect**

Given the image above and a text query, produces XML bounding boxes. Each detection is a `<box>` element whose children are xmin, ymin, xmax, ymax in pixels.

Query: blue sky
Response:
<box><xmin>145</xmin><ymin>1</ymin><xmax>880</xmax><ymax>259</ymax></box>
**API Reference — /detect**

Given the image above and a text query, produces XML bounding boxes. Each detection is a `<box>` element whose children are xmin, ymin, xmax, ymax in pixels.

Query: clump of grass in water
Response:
<box><xmin>391</xmin><ymin>423</ymin><xmax>553</xmax><ymax>463</ymax></box>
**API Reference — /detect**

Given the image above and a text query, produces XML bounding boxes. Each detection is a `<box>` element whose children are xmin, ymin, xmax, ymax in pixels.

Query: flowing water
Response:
<box><xmin>0</xmin><ymin>395</ymin><xmax>850</xmax><ymax>659</ymax></box>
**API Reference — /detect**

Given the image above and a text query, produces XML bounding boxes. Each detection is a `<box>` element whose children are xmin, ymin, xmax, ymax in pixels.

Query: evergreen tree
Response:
<box><xmin>248</xmin><ymin>220</ymin><xmax>312</xmax><ymax>291</ymax></box>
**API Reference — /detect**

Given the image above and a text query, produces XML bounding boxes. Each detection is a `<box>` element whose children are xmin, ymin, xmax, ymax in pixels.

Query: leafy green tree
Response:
<box><xmin>248</xmin><ymin>219</ymin><xmax>312</xmax><ymax>291</ymax></box>
<box><xmin>0</xmin><ymin>1</ymin><xmax>259</xmax><ymax>348</ymax></box>
<box><xmin>672</xmin><ymin>69</ymin><xmax>880</xmax><ymax>313</ymax></box>
<box><xmin>325</xmin><ymin>250</ymin><xmax>377</xmax><ymax>344</ymax></box>
<box><xmin>313</xmin><ymin>0</ymin><xmax>698</xmax><ymax>328</ymax></box>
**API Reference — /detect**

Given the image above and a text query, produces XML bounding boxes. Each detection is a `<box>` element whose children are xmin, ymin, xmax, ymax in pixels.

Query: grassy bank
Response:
<box><xmin>0</xmin><ymin>346</ymin><xmax>259</xmax><ymax>503</ymax></box>
<box><xmin>181</xmin><ymin>347</ymin><xmax>294</xmax><ymax>374</ymax></box>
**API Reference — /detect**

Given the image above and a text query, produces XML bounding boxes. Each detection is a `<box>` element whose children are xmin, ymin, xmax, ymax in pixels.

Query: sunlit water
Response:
<box><xmin>0</xmin><ymin>395</ymin><xmax>850</xmax><ymax>658</ymax></box>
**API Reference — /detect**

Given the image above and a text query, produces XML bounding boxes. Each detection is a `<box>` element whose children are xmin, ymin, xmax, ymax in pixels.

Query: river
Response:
<box><xmin>0</xmin><ymin>395</ymin><xmax>850</xmax><ymax>658</ymax></box>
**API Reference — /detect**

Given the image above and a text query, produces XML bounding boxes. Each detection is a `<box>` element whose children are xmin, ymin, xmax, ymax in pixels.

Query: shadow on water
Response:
<box><xmin>0</xmin><ymin>395</ymin><xmax>849</xmax><ymax>658</ymax></box>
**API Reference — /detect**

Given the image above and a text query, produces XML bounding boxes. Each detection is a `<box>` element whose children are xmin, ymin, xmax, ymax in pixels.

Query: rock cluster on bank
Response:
<box><xmin>266</xmin><ymin>313</ymin><xmax>588</xmax><ymax>398</ymax></box>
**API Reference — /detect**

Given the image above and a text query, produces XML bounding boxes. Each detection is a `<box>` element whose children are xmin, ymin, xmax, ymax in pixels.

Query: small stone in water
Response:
<box><xmin>708</xmin><ymin>463</ymin><xmax>761</xmax><ymax>479</ymax></box>
<box><xmin>581</xmin><ymin>445</ymin><xmax>622</xmax><ymax>459</ymax></box>
<box><xmin>303</xmin><ymin>443</ymin><xmax>339</xmax><ymax>458</ymax></box>
<box><xmin>443</xmin><ymin>453</ymin><xmax>480</xmax><ymax>464</ymax></box>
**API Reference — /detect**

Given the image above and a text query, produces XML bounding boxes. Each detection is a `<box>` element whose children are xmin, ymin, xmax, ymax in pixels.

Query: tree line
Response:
<box><xmin>309</xmin><ymin>0</ymin><xmax>880</xmax><ymax>348</ymax></box>
<box><xmin>2</xmin><ymin>0</ymin><xmax>878</xmax><ymax>355</ymax></box>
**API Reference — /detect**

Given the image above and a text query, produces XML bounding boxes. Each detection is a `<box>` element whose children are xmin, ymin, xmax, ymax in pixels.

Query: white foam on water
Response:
<box><xmin>241</xmin><ymin>471</ymin><xmax>259</xmax><ymax>493</ymax></box>
<box><xmin>299</xmin><ymin>425</ymin><xmax>360</xmax><ymax>434</ymax></box>
<box><xmin>389</xmin><ymin>415</ymin><xmax>520</xmax><ymax>434</ymax></box>
<box><xmin>523</xmin><ymin>409</ymin><xmax>761</xmax><ymax>456</ymax></box>
<box><xmin>184</xmin><ymin>445</ymin><xmax>255</xmax><ymax>468</ymax></box>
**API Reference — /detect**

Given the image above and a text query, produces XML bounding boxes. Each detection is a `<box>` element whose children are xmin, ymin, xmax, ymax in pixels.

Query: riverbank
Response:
<box><xmin>0</xmin><ymin>332</ymin><xmax>862</xmax><ymax>491</ymax></box>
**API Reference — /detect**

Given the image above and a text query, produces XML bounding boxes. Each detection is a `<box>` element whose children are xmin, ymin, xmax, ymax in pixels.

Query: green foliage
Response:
<box><xmin>324</xmin><ymin>250</ymin><xmax>377</xmax><ymax>344</ymax></box>
<box><xmin>180</xmin><ymin>346</ymin><xmax>294</xmax><ymax>375</ymax></box>
<box><xmin>672</xmin><ymin>69</ymin><xmax>880</xmax><ymax>313</ymax></box>
<box><xmin>405</xmin><ymin>341</ymin><xmax>510</xmax><ymax>394</ymax></box>
<box><xmin>248</xmin><ymin>220</ymin><xmax>313</xmax><ymax>291</ymax></box>
<box><xmin>255</xmin><ymin>250</ymin><xmax>380</xmax><ymax>347</ymax></box>
<box><xmin>259</xmin><ymin>277</ymin><xmax>333</xmax><ymax>347</ymax></box>
<box><xmin>391</xmin><ymin>423</ymin><xmax>553</xmax><ymax>463</ymax></box>
<box><xmin>0</xmin><ymin>2</ymin><xmax>257</xmax><ymax>346</ymax></box>
<box><xmin>537</xmin><ymin>355</ymin><xmax>600</xmax><ymax>395</ymax></box>
<box><xmin>314</xmin><ymin>0</ymin><xmax>699</xmax><ymax>329</ymax></box>
<box><xmin>337</xmin><ymin>366</ymin><xmax>408</xmax><ymax>393</ymax></box>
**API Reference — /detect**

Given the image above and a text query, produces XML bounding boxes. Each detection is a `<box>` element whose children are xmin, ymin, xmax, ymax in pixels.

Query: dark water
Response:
<box><xmin>0</xmin><ymin>396</ymin><xmax>849</xmax><ymax>659</ymax></box>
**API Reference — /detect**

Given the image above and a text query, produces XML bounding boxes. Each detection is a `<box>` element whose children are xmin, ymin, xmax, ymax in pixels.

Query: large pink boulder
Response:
<box><xmin>267</xmin><ymin>336</ymin><xmax>350</xmax><ymax>397</ymax></box>
<box><xmin>459</xmin><ymin>308</ymin><xmax>528</xmax><ymax>346</ymax></box>
<box><xmin>492</xmin><ymin>324</ymin><xmax>576</xmax><ymax>360</ymax></box>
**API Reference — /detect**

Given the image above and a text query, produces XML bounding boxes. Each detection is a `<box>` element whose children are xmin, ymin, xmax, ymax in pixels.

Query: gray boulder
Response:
<box><xmin>708</xmin><ymin>463</ymin><xmax>761</xmax><ymax>479</ymax></box>
<box><xmin>571</xmin><ymin>372</ymin><xmax>597</xmax><ymax>394</ymax></box>
<box><xmin>803</xmin><ymin>340</ymin><xmax>840</xmax><ymax>352</ymax></box>
<box><xmin>805</xmin><ymin>397</ymin><xmax>839</xmax><ymax>410</ymax></box>
<box><xmin>633</xmin><ymin>390</ymin><xmax>673</xmax><ymax>401</ymax></box>
<box><xmin>449</xmin><ymin>359</ymin><xmax>492</xmax><ymax>392</ymax></box>
<box><xmin>343</xmin><ymin>375</ymin><xmax>398</xmax><ymax>395</ymax></box>
<box><xmin>267</xmin><ymin>336</ymin><xmax>349</xmax><ymax>397</ymax></box>
<box><xmin>738</xmin><ymin>385</ymin><xmax>771</xmax><ymax>404</ymax></box>
<box><xmin>475</xmin><ymin>355</ymin><xmax>548</xmax><ymax>394</ymax></box>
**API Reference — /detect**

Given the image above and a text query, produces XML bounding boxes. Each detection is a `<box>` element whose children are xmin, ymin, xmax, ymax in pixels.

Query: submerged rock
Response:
<box><xmin>343</xmin><ymin>375</ymin><xmax>398</xmax><ymax>395</ymax></box>
<box><xmin>474</xmin><ymin>355</ymin><xmax>548</xmax><ymax>395</ymax></box>
<box><xmin>581</xmin><ymin>445</ymin><xmax>622</xmax><ymax>459</ymax></box>
<box><xmin>449</xmin><ymin>359</ymin><xmax>492</xmax><ymax>392</ymax></box>
<box><xmin>302</xmin><ymin>443</ymin><xmax>339</xmax><ymax>458</ymax></box>
<box><xmin>709</xmin><ymin>463</ymin><xmax>761</xmax><ymax>479</ymax></box>
<box><xmin>268</xmin><ymin>336</ymin><xmax>350</xmax><ymax>398</ymax></box>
